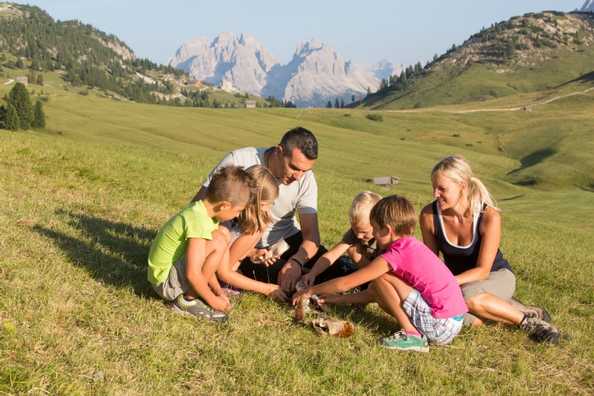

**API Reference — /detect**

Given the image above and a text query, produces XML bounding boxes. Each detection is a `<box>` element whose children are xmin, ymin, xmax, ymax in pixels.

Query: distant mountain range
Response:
<box><xmin>169</xmin><ymin>33</ymin><xmax>399</xmax><ymax>107</ymax></box>
<box><xmin>581</xmin><ymin>0</ymin><xmax>594</xmax><ymax>12</ymax></box>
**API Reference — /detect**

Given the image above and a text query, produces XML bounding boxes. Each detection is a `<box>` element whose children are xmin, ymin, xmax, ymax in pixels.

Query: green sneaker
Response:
<box><xmin>172</xmin><ymin>294</ymin><xmax>227</xmax><ymax>323</ymax></box>
<box><xmin>381</xmin><ymin>330</ymin><xmax>429</xmax><ymax>352</ymax></box>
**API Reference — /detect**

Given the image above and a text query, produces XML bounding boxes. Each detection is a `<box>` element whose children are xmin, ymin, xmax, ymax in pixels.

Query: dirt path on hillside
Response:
<box><xmin>382</xmin><ymin>86</ymin><xmax>594</xmax><ymax>114</ymax></box>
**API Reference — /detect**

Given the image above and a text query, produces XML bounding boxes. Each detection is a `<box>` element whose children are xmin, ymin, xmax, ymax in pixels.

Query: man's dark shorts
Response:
<box><xmin>238</xmin><ymin>232</ymin><xmax>356</xmax><ymax>285</ymax></box>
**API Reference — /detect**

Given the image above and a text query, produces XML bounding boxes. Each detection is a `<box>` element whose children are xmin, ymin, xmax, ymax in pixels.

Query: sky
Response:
<box><xmin>17</xmin><ymin>1</ymin><xmax>584</xmax><ymax>67</ymax></box>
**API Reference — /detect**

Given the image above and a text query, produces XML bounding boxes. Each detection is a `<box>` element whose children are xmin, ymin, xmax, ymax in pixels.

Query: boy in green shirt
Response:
<box><xmin>148</xmin><ymin>166</ymin><xmax>253</xmax><ymax>321</ymax></box>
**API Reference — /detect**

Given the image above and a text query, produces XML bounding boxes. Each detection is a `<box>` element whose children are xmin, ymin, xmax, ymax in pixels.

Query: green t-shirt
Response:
<box><xmin>147</xmin><ymin>200</ymin><xmax>219</xmax><ymax>285</ymax></box>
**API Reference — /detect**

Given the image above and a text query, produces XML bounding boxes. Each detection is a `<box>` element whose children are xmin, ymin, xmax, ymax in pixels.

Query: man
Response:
<box><xmin>193</xmin><ymin>127</ymin><xmax>350</xmax><ymax>295</ymax></box>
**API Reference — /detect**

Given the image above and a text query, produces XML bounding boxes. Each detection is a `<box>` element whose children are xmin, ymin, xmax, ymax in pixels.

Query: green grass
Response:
<box><xmin>1</xmin><ymin>76</ymin><xmax>593</xmax><ymax>394</ymax></box>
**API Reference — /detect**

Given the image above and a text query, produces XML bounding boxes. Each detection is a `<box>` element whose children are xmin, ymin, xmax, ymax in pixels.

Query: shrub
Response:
<box><xmin>366</xmin><ymin>113</ymin><xmax>383</xmax><ymax>122</ymax></box>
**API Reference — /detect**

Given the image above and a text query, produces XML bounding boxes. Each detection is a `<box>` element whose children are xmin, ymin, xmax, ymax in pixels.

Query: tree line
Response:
<box><xmin>1</xmin><ymin>82</ymin><xmax>45</xmax><ymax>130</ymax></box>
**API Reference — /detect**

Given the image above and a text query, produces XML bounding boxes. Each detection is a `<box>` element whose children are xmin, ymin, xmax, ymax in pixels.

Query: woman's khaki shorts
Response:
<box><xmin>461</xmin><ymin>268</ymin><xmax>516</xmax><ymax>326</ymax></box>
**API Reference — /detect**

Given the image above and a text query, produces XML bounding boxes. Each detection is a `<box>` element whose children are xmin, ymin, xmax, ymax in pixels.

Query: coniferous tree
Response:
<box><xmin>36</xmin><ymin>74</ymin><xmax>44</xmax><ymax>85</ymax></box>
<box><xmin>5</xmin><ymin>104</ymin><xmax>20</xmax><ymax>130</ymax></box>
<box><xmin>334</xmin><ymin>98</ymin><xmax>340</xmax><ymax>108</ymax></box>
<box><xmin>340</xmin><ymin>98</ymin><xmax>345</xmax><ymax>108</ymax></box>
<box><xmin>326</xmin><ymin>100</ymin><xmax>332</xmax><ymax>108</ymax></box>
<box><xmin>8</xmin><ymin>83</ymin><xmax>33</xmax><ymax>129</ymax></box>
<box><xmin>0</xmin><ymin>105</ymin><xmax>6</xmax><ymax>129</ymax></box>
<box><xmin>32</xmin><ymin>100</ymin><xmax>45</xmax><ymax>129</ymax></box>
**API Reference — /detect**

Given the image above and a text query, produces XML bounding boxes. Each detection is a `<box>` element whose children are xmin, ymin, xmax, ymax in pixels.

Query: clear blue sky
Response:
<box><xmin>18</xmin><ymin>1</ymin><xmax>583</xmax><ymax>66</ymax></box>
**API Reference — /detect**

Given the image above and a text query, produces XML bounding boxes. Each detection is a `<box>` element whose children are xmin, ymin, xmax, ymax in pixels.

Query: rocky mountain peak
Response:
<box><xmin>171</xmin><ymin>34</ymin><xmax>398</xmax><ymax>106</ymax></box>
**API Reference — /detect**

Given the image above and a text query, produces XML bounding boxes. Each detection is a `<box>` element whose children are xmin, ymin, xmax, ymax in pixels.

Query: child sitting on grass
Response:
<box><xmin>215</xmin><ymin>165</ymin><xmax>288</xmax><ymax>300</ymax></box>
<box><xmin>297</xmin><ymin>191</ymin><xmax>382</xmax><ymax>305</ymax></box>
<box><xmin>147</xmin><ymin>166</ymin><xmax>253</xmax><ymax>322</ymax></box>
<box><xmin>293</xmin><ymin>195</ymin><xmax>468</xmax><ymax>351</ymax></box>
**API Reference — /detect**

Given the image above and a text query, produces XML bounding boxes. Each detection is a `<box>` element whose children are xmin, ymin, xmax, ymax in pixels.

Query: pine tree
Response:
<box><xmin>326</xmin><ymin>100</ymin><xmax>332</xmax><ymax>108</ymax></box>
<box><xmin>340</xmin><ymin>98</ymin><xmax>345</xmax><ymax>108</ymax></box>
<box><xmin>8</xmin><ymin>83</ymin><xmax>33</xmax><ymax>129</ymax></box>
<box><xmin>32</xmin><ymin>100</ymin><xmax>45</xmax><ymax>129</ymax></box>
<box><xmin>334</xmin><ymin>98</ymin><xmax>340</xmax><ymax>108</ymax></box>
<box><xmin>36</xmin><ymin>74</ymin><xmax>44</xmax><ymax>86</ymax></box>
<box><xmin>5</xmin><ymin>104</ymin><xmax>20</xmax><ymax>130</ymax></box>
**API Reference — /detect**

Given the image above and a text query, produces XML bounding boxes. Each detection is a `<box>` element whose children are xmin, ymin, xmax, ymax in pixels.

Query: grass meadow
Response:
<box><xmin>1</xmin><ymin>77</ymin><xmax>593</xmax><ymax>394</ymax></box>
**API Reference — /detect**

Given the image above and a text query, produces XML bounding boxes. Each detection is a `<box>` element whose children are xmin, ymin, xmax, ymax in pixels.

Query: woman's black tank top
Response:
<box><xmin>432</xmin><ymin>201</ymin><xmax>512</xmax><ymax>276</ymax></box>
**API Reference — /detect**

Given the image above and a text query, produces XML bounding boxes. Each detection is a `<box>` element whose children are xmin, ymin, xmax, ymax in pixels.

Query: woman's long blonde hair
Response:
<box><xmin>431</xmin><ymin>155</ymin><xmax>498</xmax><ymax>215</ymax></box>
<box><xmin>237</xmin><ymin>165</ymin><xmax>280</xmax><ymax>234</ymax></box>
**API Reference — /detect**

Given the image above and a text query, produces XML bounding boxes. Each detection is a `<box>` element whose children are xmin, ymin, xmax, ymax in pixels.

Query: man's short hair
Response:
<box><xmin>280</xmin><ymin>127</ymin><xmax>318</xmax><ymax>160</ymax></box>
<box><xmin>206</xmin><ymin>166</ymin><xmax>253</xmax><ymax>206</ymax></box>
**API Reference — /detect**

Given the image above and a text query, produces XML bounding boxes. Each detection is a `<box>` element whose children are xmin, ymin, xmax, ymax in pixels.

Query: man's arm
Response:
<box><xmin>278</xmin><ymin>212</ymin><xmax>320</xmax><ymax>292</ymax></box>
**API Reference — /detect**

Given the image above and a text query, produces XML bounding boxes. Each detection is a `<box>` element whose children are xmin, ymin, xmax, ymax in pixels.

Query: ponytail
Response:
<box><xmin>469</xmin><ymin>176</ymin><xmax>498</xmax><ymax>214</ymax></box>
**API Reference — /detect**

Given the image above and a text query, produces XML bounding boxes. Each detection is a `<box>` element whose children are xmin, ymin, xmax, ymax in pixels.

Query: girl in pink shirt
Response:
<box><xmin>293</xmin><ymin>195</ymin><xmax>467</xmax><ymax>352</ymax></box>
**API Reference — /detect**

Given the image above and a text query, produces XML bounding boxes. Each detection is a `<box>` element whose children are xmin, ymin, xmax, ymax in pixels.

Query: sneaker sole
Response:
<box><xmin>381</xmin><ymin>344</ymin><xmax>429</xmax><ymax>352</ymax></box>
<box><xmin>170</xmin><ymin>303</ymin><xmax>227</xmax><ymax>323</ymax></box>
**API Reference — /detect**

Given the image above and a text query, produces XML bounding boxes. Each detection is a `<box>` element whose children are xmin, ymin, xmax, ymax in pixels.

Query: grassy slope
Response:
<box><xmin>366</xmin><ymin>46</ymin><xmax>594</xmax><ymax>110</ymax></box>
<box><xmin>1</xmin><ymin>77</ymin><xmax>593</xmax><ymax>394</ymax></box>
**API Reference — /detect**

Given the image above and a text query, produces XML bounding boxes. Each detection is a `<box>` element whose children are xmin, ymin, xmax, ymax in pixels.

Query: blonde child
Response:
<box><xmin>297</xmin><ymin>191</ymin><xmax>381</xmax><ymax>305</ymax></box>
<box><xmin>147</xmin><ymin>166</ymin><xmax>253</xmax><ymax>322</ymax></box>
<box><xmin>294</xmin><ymin>195</ymin><xmax>468</xmax><ymax>352</ymax></box>
<box><xmin>214</xmin><ymin>165</ymin><xmax>288</xmax><ymax>301</ymax></box>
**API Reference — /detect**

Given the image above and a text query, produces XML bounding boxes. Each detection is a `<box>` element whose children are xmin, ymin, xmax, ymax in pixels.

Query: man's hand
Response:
<box><xmin>278</xmin><ymin>259</ymin><xmax>302</xmax><ymax>293</ymax></box>
<box><xmin>249</xmin><ymin>249</ymin><xmax>279</xmax><ymax>267</ymax></box>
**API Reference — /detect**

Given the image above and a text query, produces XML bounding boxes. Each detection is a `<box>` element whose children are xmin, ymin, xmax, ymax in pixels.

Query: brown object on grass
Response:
<box><xmin>312</xmin><ymin>318</ymin><xmax>355</xmax><ymax>338</ymax></box>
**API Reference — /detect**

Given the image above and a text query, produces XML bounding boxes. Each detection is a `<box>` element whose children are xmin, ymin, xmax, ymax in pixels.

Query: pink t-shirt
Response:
<box><xmin>382</xmin><ymin>236</ymin><xmax>467</xmax><ymax>319</ymax></box>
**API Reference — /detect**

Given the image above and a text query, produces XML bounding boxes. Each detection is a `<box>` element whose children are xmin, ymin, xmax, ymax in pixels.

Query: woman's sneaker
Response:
<box><xmin>519</xmin><ymin>316</ymin><xmax>560</xmax><ymax>344</ymax></box>
<box><xmin>172</xmin><ymin>294</ymin><xmax>227</xmax><ymax>323</ymax></box>
<box><xmin>511</xmin><ymin>298</ymin><xmax>552</xmax><ymax>323</ymax></box>
<box><xmin>381</xmin><ymin>330</ymin><xmax>429</xmax><ymax>352</ymax></box>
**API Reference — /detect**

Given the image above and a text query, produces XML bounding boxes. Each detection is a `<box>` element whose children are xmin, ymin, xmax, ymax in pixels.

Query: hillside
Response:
<box><xmin>362</xmin><ymin>11</ymin><xmax>594</xmax><ymax>109</ymax></box>
<box><xmin>0</xmin><ymin>2</ymin><xmax>272</xmax><ymax>108</ymax></box>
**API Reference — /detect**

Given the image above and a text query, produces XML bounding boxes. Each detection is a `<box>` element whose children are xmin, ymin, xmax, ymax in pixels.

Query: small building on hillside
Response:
<box><xmin>15</xmin><ymin>76</ymin><xmax>28</xmax><ymax>86</ymax></box>
<box><xmin>245</xmin><ymin>100</ymin><xmax>257</xmax><ymax>109</ymax></box>
<box><xmin>367</xmin><ymin>176</ymin><xmax>400</xmax><ymax>187</ymax></box>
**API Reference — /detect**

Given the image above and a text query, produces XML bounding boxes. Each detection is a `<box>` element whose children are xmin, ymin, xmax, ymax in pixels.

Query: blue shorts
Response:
<box><xmin>402</xmin><ymin>290</ymin><xmax>464</xmax><ymax>345</ymax></box>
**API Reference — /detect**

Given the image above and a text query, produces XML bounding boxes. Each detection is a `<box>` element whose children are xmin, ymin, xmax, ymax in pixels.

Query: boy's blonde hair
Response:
<box><xmin>238</xmin><ymin>165</ymin><xmax>280</xmax><ymax>234</ymax></box>
<box><xmin>349</xmin><ymin>191</ymin><xmax>382</xmax><ymax>224</ymax></box>
<box><xmin>431</xmin><ymin>155</ymin><xmax>498</xmax><ymax>215</ymax></box>
<box><xmin>206</xmin><ymin>166</ymin><xmax>253</xmax><ymax>207</ymax></box>
<box><xmin>370</xmin><ymin>195</ymin><xmax>416</xmax><ymax>236</ymax></box>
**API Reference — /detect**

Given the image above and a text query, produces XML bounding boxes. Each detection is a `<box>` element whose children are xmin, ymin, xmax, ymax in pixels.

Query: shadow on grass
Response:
<box><xmin>507</xmin><ymin>147</ymin><xmax>556</xmax><ymax>176</ymax></box>
<box><xmin>555</xmin><ymin>71</ymin><xmax>594</xmax><ymax>88</ymax></box>
<box><xmin>500</xmin><ymin>194</ymin><xmax>525</xmax><ymax>202</ymax></box>
<box><xmin>33</xmin><ymin>210</ymin><xmax>157</xmax><ymax>298</ymax></box>
<box><xmin>325</xmin><ymin>303</ymin><xmax>398</xmax><ymax>335</ymax></box>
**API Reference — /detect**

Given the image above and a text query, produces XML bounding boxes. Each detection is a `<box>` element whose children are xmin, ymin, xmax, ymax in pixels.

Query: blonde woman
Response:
<box><xmin>419</xmin><ymin>156</ymin><xmax>560</xmax><ymax>343</ymax></box>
